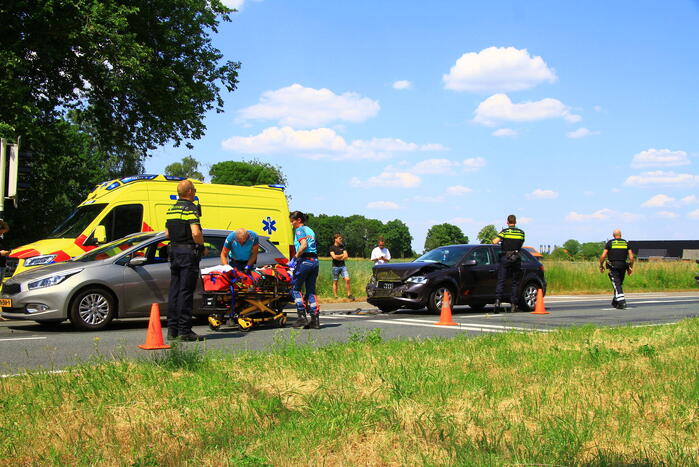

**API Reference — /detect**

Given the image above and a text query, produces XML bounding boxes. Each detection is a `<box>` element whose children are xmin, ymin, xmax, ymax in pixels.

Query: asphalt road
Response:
<box><xmin>1</xmin><ymin>291</ymin><xmax>698</xmax><ymax>375</ymax></box>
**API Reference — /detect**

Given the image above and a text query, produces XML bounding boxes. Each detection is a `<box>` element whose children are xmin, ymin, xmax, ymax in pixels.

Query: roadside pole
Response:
<box><xmin>0</xmin><ymin>138</ymin><xmax>6</xmax><ymax>220</ymax></box>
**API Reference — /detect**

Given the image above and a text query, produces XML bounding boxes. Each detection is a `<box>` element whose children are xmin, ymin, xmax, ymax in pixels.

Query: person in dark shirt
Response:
<box><xmin>329</xmin><ymin>233</ymin><xmax>354</xmax><ymax>301</ymax></box>
<box><xmin>165</xmin><ymin>180</ymin><xmax>205</xmax><ymax>341</ymax></box>
<box><xmin>599</xmin><ymin>229</ymin><xmax>635</xmax><ymax>309</ymax></box>
<box><xmin>492</xmin><ymin>214</ymin><xmax>525</xmax><ymax>313</ymax></box>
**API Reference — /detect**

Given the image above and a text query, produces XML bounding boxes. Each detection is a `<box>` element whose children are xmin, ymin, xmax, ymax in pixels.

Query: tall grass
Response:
<box><xmin>314</xmin><ymin>258</ymin><xmax>696</xmax><ymax>300</ymax></box>
<box><xmin>1</xmin><ymin>320</ymin><xmax>698</xmax><ymax>465</ymax></box>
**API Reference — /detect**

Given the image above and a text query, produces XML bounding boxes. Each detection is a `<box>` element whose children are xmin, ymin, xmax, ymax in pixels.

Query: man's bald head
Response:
<box><xmin>613</xmin><ymin>229</ymin><xmax>622</xmax><ymax>238</ymax></box>
<box><xmin>235</xmin><ymin>228</ymin><xmax>249</xmax><ymax>243</ymax></box>
<box><xmin>177</xmin><ymin>180</ymin><xmax>196</xmax><ymax>199</ymax></box>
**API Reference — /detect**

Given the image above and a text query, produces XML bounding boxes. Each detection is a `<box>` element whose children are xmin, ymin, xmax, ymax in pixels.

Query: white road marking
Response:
<box><xmin>368</xmin><ymin>319</ymin><xmax>503</xmax><ymax>332</ymax></box>
<box><xmin>1</xmin><ymin>369</ymin><xmax>66</xmax><ymax>378</ymax></box>
<box><xmin>395</xmin><ymin>318</ymin><xmax>551</xmax><ymax>332</ymax></box>
<box><xmin>0</xmin><ymin>337</ymin><xmax>47</xmax><ymax>342</ymax></box>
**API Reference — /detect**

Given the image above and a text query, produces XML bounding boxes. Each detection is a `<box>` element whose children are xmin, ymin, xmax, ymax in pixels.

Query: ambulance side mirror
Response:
<box><xmin>93</xmin><ymin>225</ymin><xmax>107</xmax><ymax>244</ymax></box>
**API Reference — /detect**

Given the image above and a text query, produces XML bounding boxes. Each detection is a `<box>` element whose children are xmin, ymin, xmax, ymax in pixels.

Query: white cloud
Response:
<box><xmin>594</xmin><ymin>105</ymin><xmax>603</xmax><ymax>112</ymax></box>
<box><xmin>222</xmin><ymin>0</ymin><xmax>245</xmax><ymax>9</ymax></box>
<box><xmin>518</xmin><ymin>217</ymin><xmax>534</xmax><ymax>225</ymax></box>
<box><xmin>410</xmin><ymin>158</ymin><xmax>459</xmax><ymax>175</ymax></box>
<box><xmin>689</xmin><ymin>209</ymin><xmax>699</xmax><ymax>220</ymax></box>
<box><xmin>641</xmin><ymin>194</ymin><xmax>675</xmax><ymax>208</ymax></box>
<box><xmin>442</xmin><ymin>46</ymin><xmax>556</xmax><ymax>92</ymax></box>
<box><xmin>473</xmin><ymin>94</ymin><xmax>581</xmax><ymax>126</ymax></box>
<box><xmin>566</xmin><ymin>208</ymin><xmax>641</xmax><ymax>223</ymax></box>
<box><xmin>367</xmin><ymin>201</ymin><xmax>401</xmax><ymax>210</ymax></box>
<box><xmin>630</xmin><ymin>149</ymin><xmax>690</xmax><ymax>168</ymax></box>
<box><xmin>681</xmin><ymin>195</ymin><xmax>698</xmax><ymax>205</ymax></box>
<box><xmin>237</xmin><ymin>83</ymin><xmax>380</xmax><ymax>127</ymax></box>
<box><xmin>567</xmin><ymin>127</ymin><xmax>599</xmax><ymax>139</ymax></box>
<box><xmin>350</xmin><ymin>171</ymin><xmax>421</xmax><ymax>189</ymax></box>
<box><xmin>463</xmin><ymin>157</ymin><xmax>486</xmax><ymax>172</ymax></box>
<box><xmin>657</xmin><ymin>211</ymin><xmax>678</xmax><ymax>218</ymax></box>
<box><xmin>392</xmin><ymin>80</ymin><xmax>412</xmax><ymax>90</ymax></box>
<box><xmin>492</xmin><ymin>128</ymin><xmax>518</xmax><ymax>137</ymax></box>
<box><xmin>624</xmin><ymin>171</ymin><xmax>699</xmax><ymax>187</ymax></box>
<box><xmin>222</xmin><ymin>126</ymin><xmax>444</xmax><ymax>160</ymax></box>
<box><xmin>526</xmin><ymin>188</ymin><xmax>559</xmax><ymax>200</ymax></box>
<box><xmin>565</xmin><ymin>208</ymin><xmax>615</xmax><ymax>222</ymax></box>
<box><xmin>446</xmin><ymin>185</ymin><xmax>473</xmax><ymax>195</ymax></box>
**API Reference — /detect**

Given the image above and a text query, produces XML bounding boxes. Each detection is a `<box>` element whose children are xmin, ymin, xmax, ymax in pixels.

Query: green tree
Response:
<box><xmin>550</xmin><ymin>247</ymin><xmax>571</xmax><ymax>261</ymax></box>
<box><xmin>563</xmin><ymin>239</ymin><xmax>582</xmax><ymax>257</ymax></box>
<box><xmin>165</xmin><ymin>156</ymin><xmax>204</xmax><ymax>180</ymax></box>
<box><xmin>1</xmin><ymin>0</ymin><xmax>240</xmax><ymax>156</ymax></box>
<box><xmin>478</xmin><ymin>224</ymin><xmax>498</xmax><ymax>244</ymax></box>
<box><xmin>424</xmin><ymin>223</ymin><xmax>468</xmax><ymax>251</ymax></box>
<box><xmin>581</xmin><ymin>242</ymin><xmax>605</xmax><ymax>260</ymax></box>
<box><xmin>382</xmin><ymin>219</ymin><xmax>413</xmax><ymax>258</ymax></box>
<box><xmin>210</xmin><ymin>160</ymin><xmax>288</xmax><ymax>187</ymax></box>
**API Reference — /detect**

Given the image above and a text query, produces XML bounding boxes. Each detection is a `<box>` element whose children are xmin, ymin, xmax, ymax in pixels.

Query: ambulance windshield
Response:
<box><xmin>48</xmin><ymin>204</ymin><xmax>107</xmax><ymax>239</ymax></box>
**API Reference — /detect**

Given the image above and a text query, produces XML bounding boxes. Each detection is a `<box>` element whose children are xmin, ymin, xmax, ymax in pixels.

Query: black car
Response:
<box><xmin>366</xmin><ymin>244</ymin><xmax>546</xmax><ymax>313</ymax></box>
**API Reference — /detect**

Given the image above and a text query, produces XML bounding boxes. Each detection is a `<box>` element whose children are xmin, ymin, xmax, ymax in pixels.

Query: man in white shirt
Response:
<box><xmin>370</xmin><ymin>238</ymin><xmax>391</xmax><ymax>264</ymax></box>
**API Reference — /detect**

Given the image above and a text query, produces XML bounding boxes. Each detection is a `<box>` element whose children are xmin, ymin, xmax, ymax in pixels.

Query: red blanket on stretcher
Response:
<box><xmin>202</xmin><ymin>264</ymin><xmax>291</xmax><ymax>292</ymax></box>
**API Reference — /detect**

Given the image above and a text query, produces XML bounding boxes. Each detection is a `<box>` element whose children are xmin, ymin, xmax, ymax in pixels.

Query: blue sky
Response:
<box><xmin>145</xmin><ymin>0</ymin><xmax>699</xmax><ymax>252</ymax></box>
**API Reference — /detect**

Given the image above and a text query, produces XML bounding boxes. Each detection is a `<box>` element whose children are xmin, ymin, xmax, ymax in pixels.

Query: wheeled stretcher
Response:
<box><xmin>201</xmin><ymin>263</ymin><xmax>292</xmax><ymax>332</ymax></box>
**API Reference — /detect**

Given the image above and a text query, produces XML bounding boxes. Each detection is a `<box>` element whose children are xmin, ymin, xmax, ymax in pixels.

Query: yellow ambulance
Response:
<box><xmin>7</xmin><ymin>174</ymin><xmax>292</xmax><ymax>278</ymax></box>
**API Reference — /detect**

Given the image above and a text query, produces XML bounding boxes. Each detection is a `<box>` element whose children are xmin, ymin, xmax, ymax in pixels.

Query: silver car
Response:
<box><xmin>0</xmin><ymin>230</ymin><xmax>286</xmax><ymax>330</ymax></box>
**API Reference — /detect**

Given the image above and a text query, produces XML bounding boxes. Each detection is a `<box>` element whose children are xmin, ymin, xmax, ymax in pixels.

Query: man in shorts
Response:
<box><xmin>329</xmin><ymin>234</ymin><xmax>354</xmax><ymax>300</ymax></box>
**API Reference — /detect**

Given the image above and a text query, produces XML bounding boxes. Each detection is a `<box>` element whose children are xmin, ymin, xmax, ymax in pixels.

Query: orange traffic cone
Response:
<box><xmin>435</xmin><ymin>290</ymin><xmax>458</xmax><ymax>326</ymax></box>
<box><xmin>138</xmin><ymin>303</ymin><xmax>171</xmax><ymax>350</ymax></box>
<box><xmin>530</xmin><ymin>289</ymin><xmax>550</xmax><ymax>315</ymax></box>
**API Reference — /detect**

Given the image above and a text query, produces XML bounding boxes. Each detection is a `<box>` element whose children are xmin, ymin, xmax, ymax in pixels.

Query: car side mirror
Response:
<box><xmin>461</xmin><ymin>259</ymin><xmax>477</xmax><ymax>267</ymax></box>
<box><xmin>128</xmin><ymin>256</ymin><xmax>148</xmax><ymax>267</ymax></box>
<box><xmin>93</xmin><ymin>225</ymin><xmax>107</xmax><ymax>244</ymax></box>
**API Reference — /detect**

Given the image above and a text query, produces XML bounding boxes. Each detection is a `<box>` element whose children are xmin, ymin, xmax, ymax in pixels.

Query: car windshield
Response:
<box><xmin>48</xmin><ymin>204</ymin><xmax>107</xmax><ymax>239</ymax></box>
<box><xmin>72</xmin><ymin>234</ymin><xmax>156</xmax><ymax>262</ymax></box>
<box><xmin>415</xmin><ymin>245</ymin><xmax>471</xmax><ymax>266</ymax></box>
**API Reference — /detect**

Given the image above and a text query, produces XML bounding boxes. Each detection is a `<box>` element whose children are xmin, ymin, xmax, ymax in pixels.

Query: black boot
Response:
<box><xmin>493</xmin><ymin>300</ymin><xmax>501</xmax><ymax>314</ymax></box>
<box><xmin>306</xmin><ymin>314</ymin><xmax>320</xmax><ymax>329</ymax></box>
<box><xmin>292</xmin><ymin>314</ymin><xmax>308</xmax><ymax>328</ymax></box>
<box><xmin>616</xmin><ymin>300</ymin><xmax>627</xmax><ymax>310</ymax></box>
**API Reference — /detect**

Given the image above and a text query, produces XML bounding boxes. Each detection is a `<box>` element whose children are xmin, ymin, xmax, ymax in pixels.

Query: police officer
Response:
<box><xmin>220</xmin><ymin>228</ymin><xmax>260</xmax><ymax>272</ymax></box>
<box><xmin>288</xmin><ymin>211</ymin><xmax>320</xmax><ymax>329</ymax></box>
<box><xmin>599</xmin><ymin>229</ymin><xmax>635</xmax><ymax>309</ymax></box>
<box><xmin>165</xmin><ymin>180</ymin><xmax>205</xmax><ymax>341</ymax></box>
<box><xmin>492</xmin><ymin>214</ymin><xmax>525</xmax><ymax>313</ymax></box>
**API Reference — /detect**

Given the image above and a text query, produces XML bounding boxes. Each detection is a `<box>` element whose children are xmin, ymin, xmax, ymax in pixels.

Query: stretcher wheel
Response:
<box><xmin>208</xmin><ymin>316</ymin><xmax>222</xmax><ymax>331</ymax></box>
<box><xmin>237</xmin><ymin>317</ymin><xmax>254</xmax><ymax>332</ymax></box>
<box><xmin>275</xmin><ymin>314</ymin><xmax>288</xmax><ymax>327</ymax></box>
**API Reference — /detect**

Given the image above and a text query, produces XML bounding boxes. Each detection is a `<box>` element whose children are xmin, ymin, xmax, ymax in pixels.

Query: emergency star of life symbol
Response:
<box><xmin>262</xmin><ymin>217</ymin><xmax>276</xmax><ymax>235</ymax></box>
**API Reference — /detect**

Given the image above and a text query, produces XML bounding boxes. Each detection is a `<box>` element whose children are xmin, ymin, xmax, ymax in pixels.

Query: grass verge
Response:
<box><xmin>1</xmin><ymin>321</ymin><xmax>698</xmax><ymax>465</ymax></box>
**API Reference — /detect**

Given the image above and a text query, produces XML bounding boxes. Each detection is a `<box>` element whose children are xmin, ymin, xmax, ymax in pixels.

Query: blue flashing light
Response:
<box><xmin>268</xmin><ymin>184</ymin><xmax>286</xmax><ymax>189</ymax></box>
<box><xmin>106</xmin><ymin>182</ymin><xmax>120</xmax><ymax>190</ymax></box>
<box><xmin>164</xmin><ymin>175</ymin><xmax>186</xmax><ymax>181</ymax></box>
<box><xmin>120</xmin><ymin>174</ymin><xmax>157</xmax><ymax>184</ymax></box>
<box><xmin>169</xmin><ymin>195</ymin><xmax>177</xmax><ymax>200</ymax></box>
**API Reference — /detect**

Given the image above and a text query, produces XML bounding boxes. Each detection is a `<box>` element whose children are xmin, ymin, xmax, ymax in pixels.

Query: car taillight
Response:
<box><xmin>289</xmin><ymin>245</ymin><xmax>296</xmax><ymax>259</ymax></box>
<box><xmin>539</xmin><ymin>264</ymin><xmax>545</xmax><ymax>272</ymax></box>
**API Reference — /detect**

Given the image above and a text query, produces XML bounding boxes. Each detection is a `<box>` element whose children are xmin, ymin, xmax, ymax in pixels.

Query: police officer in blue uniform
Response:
<box><xmin>165</xmin><ymin>180</ymin><xmax>205</xmax><ymax>341</ymax></box>
<box><xmin>599</xmin><ymin>229</ymin><xmax>635</xmax><ymax>309</ymax></box>
<box><xmin>288</xmin><ymin>211</ymin><xmax>320</xmax><ymax>329</ymax></box>
<box><xmin>220</xmin><ymin>228</ymin><xmax>260</xmax><ymax>272</ymax></box>
<box><xmin>492</xmin><ymin>214</ymin><xmax>525</xmax><ymax>313</ymax></box>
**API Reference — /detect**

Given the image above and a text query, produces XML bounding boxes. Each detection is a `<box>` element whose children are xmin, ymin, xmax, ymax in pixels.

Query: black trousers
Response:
<box><xmin>608</xmin><ymin>266</ymin><xmax>627</xmax><ymax>304</ymax></box>
<box><xmin>168</xmin><ymin>246</ymin><xmax>201</xmax><ymax>334</ymax></box>
<box><xmin>495</xmin><ymin>255</ymin><xmax>522</xmax><ymax>304</ymax></box>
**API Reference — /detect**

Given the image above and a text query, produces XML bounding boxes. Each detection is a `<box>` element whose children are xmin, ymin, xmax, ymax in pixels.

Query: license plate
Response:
<box><xmin>0</xmin><ymin>298</ymin><xmax>12</xmax><ymax>308</ymax></box>
<box><xmin>380</xmin><ymin>282</ymin><xmax>394</xmax><ymax>289</ymax></box>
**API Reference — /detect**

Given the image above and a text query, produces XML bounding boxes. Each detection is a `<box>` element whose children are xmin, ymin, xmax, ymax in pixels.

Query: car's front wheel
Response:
<box><xmin>427</xmin><ymin>285</ymin><xmax>455</xmax><ymax>314</ymax></box>
<box><xmin>69</xmin><ymin>288</ymin><xmax>116</xmax><ymax>331</ymax></box>
<box><xmin>520</xmin><ymin>282</ymin><xmax>540</xmax><ymax>311</ymax></box>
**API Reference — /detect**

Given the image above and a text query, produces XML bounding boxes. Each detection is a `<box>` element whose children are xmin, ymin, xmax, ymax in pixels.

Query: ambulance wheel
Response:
<box><xmin>275</xmin><ymin>314</ymin><xmax>288</xmax><ymax>327</ymax></box>
<box><xmin>237</xmin><ymin>317</ymin><xmax>254</xmax><ymax>332</ymax></box>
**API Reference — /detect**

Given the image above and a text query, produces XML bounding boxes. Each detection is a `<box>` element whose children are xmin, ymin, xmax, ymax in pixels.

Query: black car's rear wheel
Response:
<box><xmin>427</xmin><ymin>285</ymin><xmax>455</xmax><ymax>314</ymax></box>
<box><xmin>520</xmin><ymin>283</ymin><xmax>540</xmax><ymax>311</ymax></box>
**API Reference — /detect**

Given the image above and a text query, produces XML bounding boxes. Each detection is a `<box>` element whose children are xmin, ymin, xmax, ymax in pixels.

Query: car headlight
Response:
<box><xmin>24</xmin><ymin>255</ymin><xmax>58</xmax><ymax>267</ymax></box>
<box><xmin>27</xmin><ymin>270</ymin><xmax>83</xmax><ymax>290</ymax></box>
<box><xmin>406</xmin><ymin>275</ymin><xmax>428</xmax><ymax>284</ymax></box>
